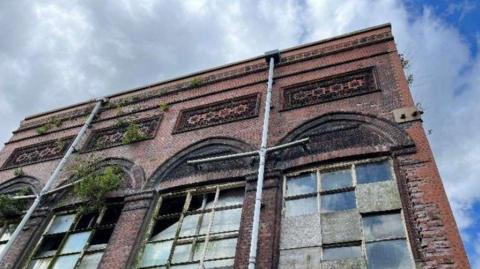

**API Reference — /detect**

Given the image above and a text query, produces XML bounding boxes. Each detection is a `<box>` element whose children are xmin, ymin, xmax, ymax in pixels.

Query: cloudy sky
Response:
<box><xmin>0</xmin><ymin>0</ymin><xmax>479</xmax><ymax>265</ymax></box>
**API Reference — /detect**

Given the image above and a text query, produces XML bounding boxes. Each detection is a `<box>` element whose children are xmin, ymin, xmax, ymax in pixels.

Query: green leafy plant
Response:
<box><xmin>122</xmin><ymin>122</ymin><xmax>147</xmax><ymax>144</ymax></box>
<box><xmin>13</xmin><ymin>168</ymin><xmax>24</xmax><ymax>177</ymax></box>
<box><xmin>55</xmin><ymin>139</ymin><xmax>67</xmax><ymax>151</ymax></box>
<box><xmin>71</xmin><ymin>158</ymin><xmax>123</xmax><ymax>213</ymax></box>
<box><xmin>35</xmin><ymin>116</ymin><xmax>63</xmax><ymax>135</ymax></box>
<box><xmin>36</xmin><ymin>125</ymin><xmax>49</xmax><ymax>135</ymax></box>
<box><xmin>190</xmin><ymin>77</ymin><xmax>203</xmax><ymax>88</ymax></box>
<box><xmin>159</xmin><ymin>102</ymin><xmax>169</xmax><ymax>112</ymax></box>
<box><xmin>0</xmin><ymin>188</ymin><xmax>30</xmax><ymax>217</ymax></box>
<box><xmin>49</xmin><ymin>116</ymin><xmax>63</xmax><ymax>128</ymax></box>
<box><xmin>399</xmin><ymin>53</ymin><xmax>414</xmax><ymax>86</ymax></box>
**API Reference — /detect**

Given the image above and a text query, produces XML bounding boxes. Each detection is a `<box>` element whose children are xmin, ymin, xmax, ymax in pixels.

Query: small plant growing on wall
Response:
<box><xmin>190</xmin><ymin>77</ymin><xmax>203</xmax><ymax>88</ymax></box>
<box><xmin>122</xmin><ymin>122</ymin><xmax>147</xmax><ymax>145</ymax></box>
<box><xmin>13</xmin><ymin>168</ymin><xmax>25</xmax><ymax>177</ymax></box>
<box><xmin>71</xmin><ymin>157</ymin><xmax>123</xmax><ymax>213</ymax></box>
<box><xmin>159</xmin><ymin>102</ymin><xmax>169</xmax><ymax>112</ymax></box>
<box><xmin>399</xmin><ymin>53</ymin><xmax>414</xmax><ymax>86</ymax></box>
<box><xmin>35</xmin><ymin>116</ymin><xmax>64</xmax><ymax>135</ymax></box>
<box><xmin>0</xmin><ymin>188</ymin><xmax>29</xmax><ymax>217</ymax></box>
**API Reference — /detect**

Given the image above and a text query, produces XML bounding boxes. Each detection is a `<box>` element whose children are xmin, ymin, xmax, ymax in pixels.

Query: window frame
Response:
<box><xmin>25</xmin><ymin>201</ymin><xmax>124</xmax><ymax>269</ymax></box>
<box><xmin>281</xmin><ymin>157</ymin><xmax>416</xmax><ymax>267</ymax></box>
<box><xmin>137</xmin><ymin>182</ymin><xmax>246</xmax><ymax>269</ymax></box>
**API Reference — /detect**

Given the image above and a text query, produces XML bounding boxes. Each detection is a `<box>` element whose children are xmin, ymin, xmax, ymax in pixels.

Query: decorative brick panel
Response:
<box><xmin>83</xmin><ymin>116</ymin><xmax>162</xmax><ymax>151</ymax></box>
<box><xmin>173</xmin><ymin>93</ymin><xmax>261</xmax><ymax>133</ymax></box>
<box><xmin>1</xmin><ymin>137</ymin><xmax>74</xmax><ymax>170</ymax></box>
<box><xmin>282</xmin><ymin>67</ymin><xmax>379</xmax><ymax>110</ymax></box>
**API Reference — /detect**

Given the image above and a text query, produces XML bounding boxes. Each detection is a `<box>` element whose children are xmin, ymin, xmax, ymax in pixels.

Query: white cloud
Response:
<box><xmin>0</xmin><ymin>0</ymin><xmax>478</xmax><ymax>264</ymax></box>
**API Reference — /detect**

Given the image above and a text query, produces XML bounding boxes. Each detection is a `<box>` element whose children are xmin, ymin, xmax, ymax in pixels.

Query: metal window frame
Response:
<box><xmin>137</xmin><ymin>182</ymin><xmax>246</xmax><ymax>269</ymax></box>
<box><xmin>24</xmin><ymin>201</ymin><xmax>124</xmax><ymax>269</ymax></box>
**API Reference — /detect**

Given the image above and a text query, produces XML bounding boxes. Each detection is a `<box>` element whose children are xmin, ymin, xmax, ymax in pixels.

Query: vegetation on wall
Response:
<box><xmin>0</xmin><ymin>188</ymin><xmax>30</xmax><ymax>217</ymax></box>
<box><xmin>190</xmin><ymin>77</ymin><xmax>203</xmax><ymax>88</ymax></box>
<box><xmin>35</xmin><ymin>116</ymin><xmax>64</xmax><ymax>135</ymax></box>
<box><xmin>399</xmin><ymin>53</ymin><xmax>414</xmax><ymax>86</ymax></box>
<box><xmin>158</xmin><ymin>102</ymin><xmax>169</xmax><ymax>112</ymax></box>
<box><xmin>13</xmin><ymin>168</ymin><xmax>24</xmax><ymax>177</ymax></box>
<box><xmin>122</xmin><ymin>122</ymin><xmax>147</xmax><ymax>144</ymax></box>
<box><xmin>71</xmin><ymin>157</ymin><xmax>124</xmax><ymax>213</ymax></box>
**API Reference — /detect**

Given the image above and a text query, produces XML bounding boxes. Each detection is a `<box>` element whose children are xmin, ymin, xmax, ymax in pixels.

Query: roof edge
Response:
<box><xmin>24</xmin><ymin>23</ymin><xmax>392</xmax><ymax>121</ymax></box>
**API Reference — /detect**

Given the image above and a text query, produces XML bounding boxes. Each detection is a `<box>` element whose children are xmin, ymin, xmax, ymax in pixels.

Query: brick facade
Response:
<box><xmin>0</xmin><ymin>24</ymin><xmax>469</xmax><ymax>268</ymax></box>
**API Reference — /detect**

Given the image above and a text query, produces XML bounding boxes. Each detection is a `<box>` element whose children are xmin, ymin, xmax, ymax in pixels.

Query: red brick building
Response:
<box><xmin>0</xmin><ymin>24</ymin><xmax>469</xmax><ymax>268</ymax></box>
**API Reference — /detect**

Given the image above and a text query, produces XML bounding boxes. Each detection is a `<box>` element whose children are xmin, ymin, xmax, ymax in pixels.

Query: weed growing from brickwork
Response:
<box><xmin>159</xmin><ymin>102</ymin><xmax>169</xmax><ymax>112</ymax></box>
<box><xmin>13</xmin><ymin>168</ymin><xmax>24</xmax><ymax>177</ymax></box>
<box><xmin>0</xmin><ymin>188</ymin><xmax>29</xmax><ymax>217</ymax></box>
<box><xmin>122</xmin><ymin>122</ymin><xmax>147</xmax><ymax>145</ymax></box>
<box><xmin>190</xmin><ymin>77</ymin><xmax>203</xmax><ymax>88</ymax></box>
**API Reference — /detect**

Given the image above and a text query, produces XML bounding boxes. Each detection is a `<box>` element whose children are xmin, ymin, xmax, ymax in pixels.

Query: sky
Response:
<box><xmin>0</xmin><ymin>0</ymin><xmax>479</xmax><ymax>265</ymax></box>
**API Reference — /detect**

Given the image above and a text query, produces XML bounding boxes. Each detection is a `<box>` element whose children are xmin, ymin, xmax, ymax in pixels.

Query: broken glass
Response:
<box><xmin>321</xmin><ymin>191</ymin><xmax>356</xmax><ymax>213</ymax></box>
<box><xmin>356</xmin><ymin>161</ymin><xmax>392</xmax><ymax>184</ymax></box>
<box><xmin>286</xmin><ymin>173</ymin><xmax>316</xmax><ymax>196</ymax></box>
<box><xmin>28</xmin><ymin>258</ymin><xmax>52</xmax><ymax>269</ymax></box>
<box><xmin>151</xmin><ymin>216</ymin><xmax>180</xmax><ymax>241</ymax></box>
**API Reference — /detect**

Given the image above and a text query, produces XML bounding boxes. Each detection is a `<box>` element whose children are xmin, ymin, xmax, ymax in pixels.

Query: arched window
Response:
<box><xmin>138</xmin><ymin>182</ymin><xmax>245</xmax><ymax>269</ymax></box>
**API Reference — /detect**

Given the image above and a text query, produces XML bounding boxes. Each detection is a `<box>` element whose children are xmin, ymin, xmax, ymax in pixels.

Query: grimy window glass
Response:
<box><xmin>27</xmin><ymin>203</ymin><xmax>123</xmax><ymax>269</ymax></box>
<box><xmin>0</xmin><ymin>222</ymin><xmax>18</xmax><ymax>255</ymax></box>
<box><xmin>138</xmin><ymin>182</ymin><xmax>245</xmax><ymax>269</ymax></box>
<box><xmin>282</xmin><ymin>158</ymin><xmax>414</xmax><ymax>268</ymax></box>
<box><xmin>363</xmin><ymin>212</ymin><xmax>412</xmax><ymax>269</ymax></box>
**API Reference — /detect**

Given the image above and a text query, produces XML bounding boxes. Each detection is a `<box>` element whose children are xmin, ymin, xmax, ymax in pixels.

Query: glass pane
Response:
<box><xmin>209</xmin><ymin>208</ymin><xmax>242</xmax><ymax>234</ymax></box>
<box><xmin>285</xmin><ymin>197</ymin><xmax>317</xmax><ymax>217</ymax></box>
<box><xmin>0</xmin><ymin>224</ymin><xmax>17</xmax><ymax>241</ymax></box>
<box><xmin>51</xmin><ymin>254</ymin><xmax>81</xmax><ymax>269</ymax></box>
<box><xmin>366</xmin><ymin>240</ymin><xmax>413</xmax><ymax>269</ymax></box>
<box><xmin>28</xmin><ymin>258</ymin><xmax>52</xmax><ymax>269</ymax></box>
<box><xmin>47</xmin><ymin>214</ymin><xmax>75</xmax><ymax>234</ymax></box>
<box><xmin>180</xmin><ymin>214</ymin><xmax>201</xmax><ymax>237</ymax></box>
<box><xmin>77</xmin><ymin>252</ymin><xmax>104</xmax><ymax>269</ymax></box>
<box><xmin>170</xmin><ymin>264</ymin><xmax>198</xmax><ymax>269</ymax></box>
<box><xmin>205</xmin><ymin>238</ymin><xmax>237</xmax><ymax>259</ymax></box>
<box><xmin>204</xmin><ymin>259</ymin><xmax>235</xmax><ymax>268</ymax></box>
<box><xmin>215</xmin><ymin>188</ymin><xmax>244</xmax><ymax>207</ymax></box>
<box><xmin>172</xmin><ymin>243</ymin><xmax>192</xmax><ymax>263</ymax></box>
<box><xmin>321</xmin><ymin>191</ymin><xmax>356</xmax><ymax>213</ymax></box>
<box><xmin>61</xmin><ymin>231</ymin><xmax>91</xmax><ymax>254</ymax></box>
<box><xmin>141</xmin><ymin>241</ymin><xmax>173</xmax><ymax>267</ymax></box>
<box><xmin>286</xmin><ymin>173</ymin><xmax>316</xmax><ymax>196</ymax></box>
<box><xmin>321</xmin><ymin>169</ymin><xmax>352</xmax><ymax>190</ymax></box>
<box><xmin>356</xmin><ymin>161</ymin><xmax>392</xmax><ymax>184</ymax></box>
<box><xmin>0</xmin><ymin>243</ymin><xmax>5</xmax><ymax>255</ymax></box>
<box><xmin>323</xmin><ymin>245</ymin><xmax>362</xmax><ymax>260</ymax></box>
<box><xmin>363</xmin><ymin>213</ymin><xmax>405</xmax><ymax>241</ymax></box>
<box><xmin>151</xmin><ymin>216</ymin><xmax>180</xmax><ymax>241</ymax></box>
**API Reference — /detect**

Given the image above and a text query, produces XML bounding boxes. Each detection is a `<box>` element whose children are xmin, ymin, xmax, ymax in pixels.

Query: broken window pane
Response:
<box><xmin>321</xmin><ymin>169</ymin><xmax>352</xmax><ymax>190</ymax></box>
<box><xmin>356</xmin><ymin>161</ymin><xmax>392</xmax><ymax>184</ymax></box>
<box><xmin>100</xmin><ymin>205</ymin><xmax>123</xmax><ymax>225</ymax></box>
<box><xmin>172</xmin><ymin>243</ymin><xmax>192</xmax><ymax>263</ymax></box>
<box><xmin>180</xmin><ymin>214</ymin><xmax>201</xmax><ymax>237</ymax></box>
<box><xmin>28</xmin><ymin>258</ymin><xmax>52</xmax><ymax>269</ymax></box>
<box><xmin>77</xmin><ymin>252</ymin><xmax>103</xmax><ymax>269</ymax></box>
<box><xmin>60</xmin><ymin>231</ymin><xmax>91</xmax><ymax>254</ymax></box>
<box><xmin>285</xmin><ymin>196</ymin><xmax>317</xmax><ymax>217</ymax></box>
<box><xmin>363</xmin><ymin>213</ymin><xmax>405</xmax><ymax>241</ymax></box>
<box><xmin>366</xmin><ymin>240</ymin><xmax>412</xmax><ymax>269</ymax></box>
<box><xmin>216</xmin><ymin>188</ymin><xmax>244</xmax><ymax>207</ymax></box>
<box><xmin>286</xmin><ymin>173</ymin><xmax>316</xmax><ymax>196</ymax></box>
<box><xmin>75</xmin><ymin>212</ymin><xmax>98</xmax><ymax>230</ymax></box>
<box><xmin>160</xmin><ymin>196</ymin><xmax>186</xmax><ymax>216</ymax></box>
<box><xmin>209</xmin><ymin>208</ymin><xmax>242</xmax><ymax>234</ymax></box>
<box><xmin>36</xmin><ymin>235</ymin><xmax>63</xmax><ymax>257</ymax></box>
<box><xmin>321</xmin><ymin>191</ymin><xmax>356</xmax><ymax>213</ymax></box>
<box><xmin>90</xmin><ymin>227</ymin><xmax>114</xmax><ymax>246</ymax></box>
<box><xmin>0</xmin><ymin>224</ymin><xmax>16</xmax><ymax>241</ymax></box>
<box><xmin>323</xmin><ymin>245</ymin><xmax>362</xmax><ymax>260</ymax></box>
<box><xmin>51</xmin><ymin>254</ymin><xmax>80</xmax><ymax>269</ymax></box>
<box><xmin>47</xmin><ymin>214</ymin><xmax>75</xmax><ymax>234</ymax></box>
<box><xmin>141</xmin><ymin>240</ymin><xmax>173</xmax><ymax>267</ymax></box>
<box><xmin>151</xmin><ymin>216</ymin><xmax>180</xmax><ymax>241</ymax></box>
<box><xmin>189</xmin><ymin>194</ymin><xmax>205</xmax><ymax>211</ymax></box>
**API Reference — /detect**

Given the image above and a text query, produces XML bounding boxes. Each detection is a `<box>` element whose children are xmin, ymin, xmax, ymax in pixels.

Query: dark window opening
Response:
<box><xmin>36</xmin><ymin>234</ymin><xmax>63</xmax><ymax>257</ymax></box>
<box><xmin>91</xmin><ymin>228</ymin><xmax>114</xmax><ymax>245</ymax></box>
<box><xmin>100</xmin><ymin>204</ymin><xmax>123</xmax><ymax>226</ymax></box>
<box><xmin>160</xmin><ymin>196</ymin><xmax>186</xmax><ymax>215</ymax></box>
<box><xmin>75</xmin><ymin>212</ymin><xmax>98</xmax><ymax>230</ymax></box>
<box><xmin>151</xmin><ymin>216</ymin><xmax>180</xmax><ymax>240</ymax></box>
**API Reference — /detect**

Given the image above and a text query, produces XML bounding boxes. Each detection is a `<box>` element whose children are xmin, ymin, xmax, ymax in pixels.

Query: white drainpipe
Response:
<box><xmin>0</xmin><ymin>98</ymin><xmax>105</xmax><ymax>262</ymax></box>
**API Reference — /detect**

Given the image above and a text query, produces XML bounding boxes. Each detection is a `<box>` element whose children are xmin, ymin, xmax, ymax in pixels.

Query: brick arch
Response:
<box><xmin>276</xmin><ymin>112</ymin><xmax>414</xmax><ymax>161</ymax></box>
<box><xmin>0</xmin><ymin>176</ymin><xmax>42</xmax><ymax>195</ymax></box>
<box><xmin>146</xmin><ymin>137</ymin><xmax>256</xmax><ymax>189</ymax></box>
